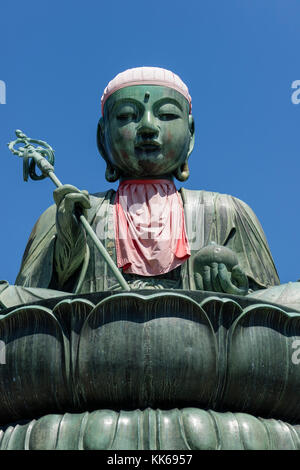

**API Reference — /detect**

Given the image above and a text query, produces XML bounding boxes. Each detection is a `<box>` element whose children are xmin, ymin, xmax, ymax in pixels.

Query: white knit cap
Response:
<box><xmin>101</xmin><ymin>67</ymin><xmax>192</xmax><ymax>114</ymax></box>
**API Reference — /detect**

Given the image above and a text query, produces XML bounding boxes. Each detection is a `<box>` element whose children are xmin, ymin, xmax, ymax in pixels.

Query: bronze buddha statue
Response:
<box><xmin>1</xmin><ymin>68</ymin><xmax>300</xmax><ymax>450</ymax></box>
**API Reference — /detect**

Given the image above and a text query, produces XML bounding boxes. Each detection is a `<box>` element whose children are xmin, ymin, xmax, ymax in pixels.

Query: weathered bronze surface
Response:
<box><xmin>10</xmin><ymin>83</ymin><xmax>280</xmax><ymax>296</ymax></box>
<box><xmin>2</xmin><ymin>68</ymin><xmax>300</xmax><ymax>450</ymax></box>
<box><xmin>1</xmin><ymin>291</ymin><xmax>300</xmax><ymax>449</ymax></box>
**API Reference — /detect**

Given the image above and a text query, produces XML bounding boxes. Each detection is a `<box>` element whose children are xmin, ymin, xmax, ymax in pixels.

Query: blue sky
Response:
<box><xmin>0</xmin><ymin>0</ymin><xmax>300</xmax><ymax>285</ymax></box>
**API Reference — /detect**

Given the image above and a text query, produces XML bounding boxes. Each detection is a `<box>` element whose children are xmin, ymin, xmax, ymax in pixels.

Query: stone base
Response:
<box><xmin>1</xmin><ymin>408</ymin><xmax>300</xmax><ymax>450</ymax></box>
<box><xmin>1</xmin><ymin>290</ymin><xmax>300</xmax><ymax>450</ymax></box>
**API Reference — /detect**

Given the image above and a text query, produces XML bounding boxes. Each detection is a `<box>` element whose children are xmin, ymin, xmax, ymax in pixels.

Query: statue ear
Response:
<box><xmin>97</xmin><ymin>117</ymin><xmax>120</xmax><ymax>182</ymax></box>
<box><xmin>187</xmin><ymin>114</ymin><xmax>195</xmax><ymax>158</ymax></box>
<box><xmin>174</xmin><ymin>115</ymin><xmax>195</xmax><ymax>182</ymax></box>
<box><xmin>105</xmin><ymin>163</ymin><xmax>120</xmax><ymax>182</ymax></box>
<box><xmin>174</xmin><ymin>161</ymin><xmax>190</xmax><ymax>182</ymax></box>
<box><xmin>97</xmin><ymin>117</ymin><xmax>108</xmax><ymax>160</ymax></box>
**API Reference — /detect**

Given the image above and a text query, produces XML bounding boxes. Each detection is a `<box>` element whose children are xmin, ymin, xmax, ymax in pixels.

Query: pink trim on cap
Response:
<box><xmin>101</xmin><ymin>67</ymin><xmax>192</xmax><ymax>115</ymax></box>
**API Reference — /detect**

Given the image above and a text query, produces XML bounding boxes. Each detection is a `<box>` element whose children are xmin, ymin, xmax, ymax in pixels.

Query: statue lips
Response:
<box><xmin>135</xmin><ymin>140</ymin><xmax>161</xmax><ymax>157</ymax></box>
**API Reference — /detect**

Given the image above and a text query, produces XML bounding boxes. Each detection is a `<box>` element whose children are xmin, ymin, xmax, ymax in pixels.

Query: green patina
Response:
<box><xmin>1</xmin><ymin>73</ymin><xmax>300</xmax><ymax>450</ymax></box>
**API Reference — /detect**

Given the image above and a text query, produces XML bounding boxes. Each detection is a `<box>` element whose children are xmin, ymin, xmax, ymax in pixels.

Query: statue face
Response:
<box><xmin>100</xmin><ymin>85</ymin><xmax>194</xmax><ymax>178</ymax></box>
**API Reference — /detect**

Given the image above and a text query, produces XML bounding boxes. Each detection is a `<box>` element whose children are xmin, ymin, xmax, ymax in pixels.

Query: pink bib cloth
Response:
<box><xmin>114</xmin><ymin>179</ymin><xmax>191</xmax><ymax>276</ymax></box>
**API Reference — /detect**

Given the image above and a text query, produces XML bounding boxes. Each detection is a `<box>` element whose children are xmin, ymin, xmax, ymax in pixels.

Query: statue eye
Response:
<box><xmin>116</xmin><ymin>106</ymin><xmax>138</xmax><ymax>122</ymax></box>
<box><xmin>117</xmin><ymin>112</ymin><xmax>137</xmax><ymax>122</ymax></box>
<box><xmin>158</xmin><ymin>113</ymin><xmax>179</xmax><ymax>121</ymax></box>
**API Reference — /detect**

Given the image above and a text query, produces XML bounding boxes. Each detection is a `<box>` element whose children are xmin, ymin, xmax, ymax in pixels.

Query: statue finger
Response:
<box><xmin>199</xmin><ymin>265</ymin><xmax>213</xmax><ymax>292</ymax></box>
<box><xmin>64</xmin><ymin>192</ymin><xmax>91</xmax><ymax>214</ymax></box>
<box><xmin>79</xmin><ymin>190</ymin><xmax>91</xmax><ymax>217</ymax></box>
<box><xmin>194</xmin><ymin>272</ymin><xmax>204</xmax><ymax>290</ymax></box>
<box><xmin>231</xmin><ymin>265</ymin><xmax>249</xmax><ymax>295</ymax></box>
<box><xmin>218</xmin><ymin>263</ymin><xmax>242</xmax><ymax>295</ymax></box>
<box><xmin>53</xmin><ymin>184</ymin><xmax>81</xmax><ymax>207</ymax></box>
<box><xmin>81</xmin><ymin>190</ymin><xmax>90</xmax><ymax>199</ymax></box>
<box><xmin>210</xmin><ymin>262</ymin><xmax>222</xmax><ymax>293</ymax></box>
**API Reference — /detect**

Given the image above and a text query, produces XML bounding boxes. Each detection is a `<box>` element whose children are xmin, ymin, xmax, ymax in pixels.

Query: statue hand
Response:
<box><xmin>193</xmin><ymin>242</ymin><xmax>249</xmax><ymax>295</ymax></box>
<box><xmin>53</xmin><ymin>184</ymin><xmax>91</xmax><ymax>243</ymax></box>
<box><xmin>53</xmin><ymin>185</ymin><xmax>91</xmax><ymax>288</ymax></box>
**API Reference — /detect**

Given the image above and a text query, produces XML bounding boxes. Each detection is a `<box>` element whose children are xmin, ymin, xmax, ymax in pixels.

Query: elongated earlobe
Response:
<box><xmin>174</xmin><ymin>161</ymin><xmax>190</xmax><ymax>181</ymax></box>
<box><xmin>97</xmin><ymin>118</ymin><xmax>107</xmax><ymax>159</ymax></box>
<box><xmin>105</xmin><ymin>164</ymin><xmax>120</xmax><ymax>182</ymax></box>
<box><xmin>187</xmin><ymin>115</ymin><xmax>195</xmax><ymax>158</ymax></box>
<box><xmin>97</xmin><ymin>118</ymin><xmax>120</xmax><ymax>182</ymax></box>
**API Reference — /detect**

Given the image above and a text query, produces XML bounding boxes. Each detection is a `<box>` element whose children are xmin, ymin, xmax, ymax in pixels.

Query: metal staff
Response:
<box><xmin>8</xmin><ymin>129</ymin><xmax>131</xmax><ymax>292</ymax></box>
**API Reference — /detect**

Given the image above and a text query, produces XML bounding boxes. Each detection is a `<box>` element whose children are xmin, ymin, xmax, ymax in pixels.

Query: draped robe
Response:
<box><xmin>15</xmin><ymin>188</ymin><xmax>280</xmax><ymax>293</ymax></box>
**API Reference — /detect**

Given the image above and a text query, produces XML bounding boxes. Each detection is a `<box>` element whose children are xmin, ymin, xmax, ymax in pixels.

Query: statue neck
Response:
<box><xmin>119</xmin><ymin>175</ymin><xmax>174</xmax><ymax>183</ymax></box>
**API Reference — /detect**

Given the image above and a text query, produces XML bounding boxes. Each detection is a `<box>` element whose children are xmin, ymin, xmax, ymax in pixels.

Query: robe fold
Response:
<box><xmin>15</xmin><ymin>188</ymin><xmax>280</xmax><ymax>293</ymax></box>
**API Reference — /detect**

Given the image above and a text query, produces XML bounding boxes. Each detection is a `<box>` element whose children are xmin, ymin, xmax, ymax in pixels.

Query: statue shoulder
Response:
<box><xmin>180</xmin><ymin>187</ymin><xmax>264</xmax><ymax>233</ymax></box>
<box><xmin>89</xmin><ymin>189</ymin><xmax>116</xmax><ymax>205</ymax></box>
<box><xmin>180</xmin><ymin>187</ymin><xmax>254</xmax><ymax>211</ymax></box>
<box><xmin>90</xmin><ymin>188</ymin><xmax>115</xmax><ymax>198</ymax></box>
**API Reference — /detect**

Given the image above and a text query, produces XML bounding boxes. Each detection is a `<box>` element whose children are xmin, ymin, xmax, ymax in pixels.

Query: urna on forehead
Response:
<box><xmin>101</xmin><ymin>67</ymin><xmax>192</xmax><ymax>115</ymax></box>
<box><xmin>103</xmin><ymin>85</ymin><xmax>190</xmax><ymax>117</ymax></box>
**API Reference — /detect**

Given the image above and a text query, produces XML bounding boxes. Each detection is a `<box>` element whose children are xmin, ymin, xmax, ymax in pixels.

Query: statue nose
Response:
<box><xmin>137</xmin><ymin>111</ymin><xmax>159</xmax><ymax>139</ymax></box>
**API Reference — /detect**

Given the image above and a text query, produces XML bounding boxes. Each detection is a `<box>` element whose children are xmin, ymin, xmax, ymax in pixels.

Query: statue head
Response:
<box><xmin>97</xmin><ymin>67</ymin><xmax>195</xmax><ymax>182</ymax></box>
